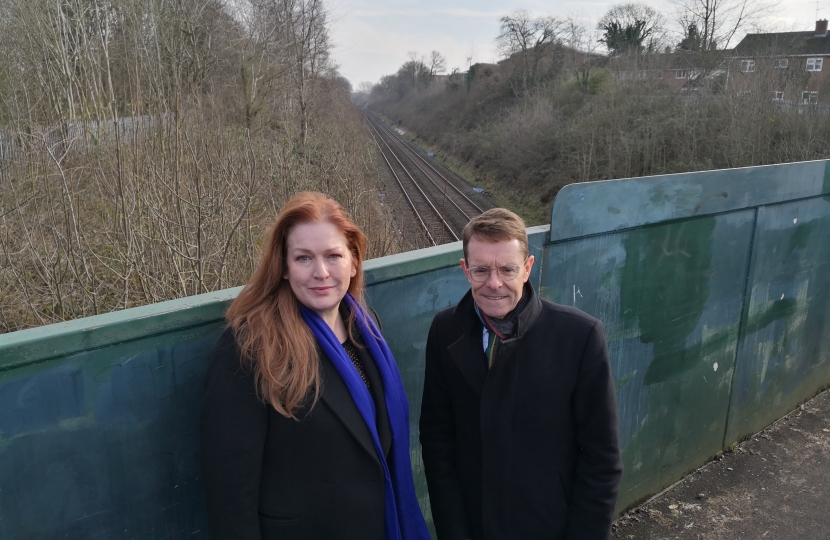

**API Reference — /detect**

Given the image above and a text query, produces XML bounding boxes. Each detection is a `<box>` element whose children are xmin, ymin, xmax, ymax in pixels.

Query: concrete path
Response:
<box><xmin>612</xmin><ymin>388</ymin><xmax>830</xmax><ymax>540</ymax></box>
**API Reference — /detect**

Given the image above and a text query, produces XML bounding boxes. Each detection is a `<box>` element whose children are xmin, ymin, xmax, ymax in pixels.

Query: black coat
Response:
<box><xmin>200</xmin><ymin>324</ymin><xmax>391</xmax><ymax>540</ymax></box>
<box><xmin>419</xmin><ymin>285</ymin><xmax>622</xmax><ymax>540</ymax></box>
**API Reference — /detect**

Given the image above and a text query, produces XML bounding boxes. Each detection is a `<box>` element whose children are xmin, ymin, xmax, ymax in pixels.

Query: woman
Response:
<box><xmin>200</xmin><ymin>192</ymin><xmax>429</xmax><ymax>540</ymax></box>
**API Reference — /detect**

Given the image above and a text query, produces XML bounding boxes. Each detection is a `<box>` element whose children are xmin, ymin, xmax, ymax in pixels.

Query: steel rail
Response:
<box><xmin>365</xmin><ymin>114</ymin><xmax>483</xmax><ymax>238</ymax></box>
<box><xmin>367</xmin><ymin>116</ymin><xmax>475</xmax><ymax>224</ymax></box>
<box><xmin>363</xmin><ymin>113</ymin><xmax>459</xmax><ymax>242</ymax></box>
<box><xmin>366</xmin><ymin>115</ymin><xmax>481</xmax><ymax>240</ymax></box>
<box><xmin>362</xmin><ymin>115</ymin><xmax>437</xmax><ymax>246</ymax></box>
<box><xmin>367</xmin><ymin>112</ymin><xmax>484</xmax><ymax>215</ymax></box>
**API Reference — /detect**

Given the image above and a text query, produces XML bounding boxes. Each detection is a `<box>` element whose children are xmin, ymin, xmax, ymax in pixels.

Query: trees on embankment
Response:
<box><xmin>0</xmin><ymin>0</ymin><xmax>397</xmax><ymax>333</ymax></box>
<box><xmin>367</xmin><ymin>3</ymin><xmax>826</xmax><ymax>225</ymax></box>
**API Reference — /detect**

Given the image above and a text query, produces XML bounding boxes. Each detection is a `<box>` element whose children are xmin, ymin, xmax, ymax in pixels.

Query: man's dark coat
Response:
<box><xmin>200</xmin><ymin>326</ymin><xmax>391</xmax><ymax>540</ymax></box>
<box><xmin>419</xmin><ymin>285</ymin><xmax>622</xmax><ymax>540</ymax></box>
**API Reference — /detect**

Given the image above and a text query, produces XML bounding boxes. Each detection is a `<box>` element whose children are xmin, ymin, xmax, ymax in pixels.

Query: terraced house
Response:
<box><xmin>730</xmin><ymin>19</ymin><xmax>830</xmax><ymax>104</ymax></box>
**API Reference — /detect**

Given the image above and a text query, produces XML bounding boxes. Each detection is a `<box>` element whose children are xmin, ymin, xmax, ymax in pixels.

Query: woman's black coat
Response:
<box><xmin>419</xmin><ymin>286</ymin><xmax>622</xmax><ymax>540</ymax></box>
<box><xmin>200</xmin><ymin>325</ymin><xmax>391</xmax><ymax>540</ymax></box>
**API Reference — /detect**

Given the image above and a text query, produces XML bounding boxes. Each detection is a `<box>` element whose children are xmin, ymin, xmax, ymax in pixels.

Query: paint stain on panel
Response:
<box><xmin>621</xmin><ymin>217</ymin><xmax>716</xmax><ymax>383</ymax></box>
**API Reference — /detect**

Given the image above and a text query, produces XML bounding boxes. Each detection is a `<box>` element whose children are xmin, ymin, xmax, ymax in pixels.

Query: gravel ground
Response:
<box><xmin>612</xmin><ymin>388</ymin><xmax>830</xmax><ymax>540</ymax></box>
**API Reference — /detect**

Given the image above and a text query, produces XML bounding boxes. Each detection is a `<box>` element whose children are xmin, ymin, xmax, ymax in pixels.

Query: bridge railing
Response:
<box><xmin>1</xmin><ymin>159</ymin><xmax>829</xmax><ymax>537</ymax></box>
<box><xmin>544</xmin><ymin>159</ymin><xmax>830</xmax><ymax>507</ymax></box>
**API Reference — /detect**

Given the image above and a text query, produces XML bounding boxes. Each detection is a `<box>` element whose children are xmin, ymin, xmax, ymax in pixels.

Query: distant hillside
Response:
<box><xmin>368</xmin><ymin>47</ymin><xmax>830</xmax><ymax>225</ymax></box>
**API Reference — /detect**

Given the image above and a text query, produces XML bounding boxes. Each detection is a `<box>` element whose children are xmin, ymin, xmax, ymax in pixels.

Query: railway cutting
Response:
<box><xmin>363</xmin><ymin>111</ymin><xmax>492</xmax><ymax>248</ymax></box>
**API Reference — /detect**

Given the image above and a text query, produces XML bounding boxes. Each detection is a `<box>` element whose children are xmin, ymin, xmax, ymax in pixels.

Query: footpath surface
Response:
<box><xmin>612</xmin><ymin>388</ymin><xmax>830</xmax><ymax>540</ymax></box>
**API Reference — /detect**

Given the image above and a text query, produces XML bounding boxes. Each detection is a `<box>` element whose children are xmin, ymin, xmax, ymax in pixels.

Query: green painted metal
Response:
<box><xmin>0</xmin><ymin>321</ymin><xmax>221</xmax><ymax>538</ymax></box>
<box><xmin>726</xmin><ymin>197</ymin><xmax>830</xmax><ymax>443</ymax></box>
<box><xmin>0</xmin><ymin>288</ymin><xmax>240</xmax><ymax>368</ymax></box>
<box><xmin>3</xmin><ymin>159</ymin><xmax>830</xmax><ymax>537</ymax></box>
<box><xmin>550</xmin><ymin>160</ymin><xmax>830</xmax><ymax>241</ymax></box>
<box><xmin>543</xmin><ymin>159</ymin><xmax>830</xmax><ymax>509</ymax></box>
<box><xmin>542</xmin><ymin>212</ymin><xmax>755</xmax><ymax>509</ymax></box>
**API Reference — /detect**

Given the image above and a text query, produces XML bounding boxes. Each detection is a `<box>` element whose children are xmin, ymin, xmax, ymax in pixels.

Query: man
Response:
<box><xmin>419</xmin><ymin>208</ymin><xmax>622</xmax><ymax>540</ymax></box>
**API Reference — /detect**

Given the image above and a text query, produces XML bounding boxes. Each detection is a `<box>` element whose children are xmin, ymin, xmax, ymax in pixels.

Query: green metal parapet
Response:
<box><xmin>1</xmin><ymin>161</ymin><xmax>829</xmax><ymax>538</ymax></box>
<box><xmin>545</xmin><ymin>159</ymin><xmax>830</xmax><ymax>507</ymax></box>
<box><xmin>0</xmin><ymin>288</ymin><xmax>241</xmax><ymax>370</ymax></box>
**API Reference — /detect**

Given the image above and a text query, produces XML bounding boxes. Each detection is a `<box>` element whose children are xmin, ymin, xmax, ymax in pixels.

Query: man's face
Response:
<box><xmin>460</xmin><ymin>236</ymin><xmax>534</xmax><ymax>319</ymax></box>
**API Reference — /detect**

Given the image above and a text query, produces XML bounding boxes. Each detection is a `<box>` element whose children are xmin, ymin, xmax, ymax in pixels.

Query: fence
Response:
<box><xmin>1</xmin><ymin>159</ymin><xmax>829</xmax><ymax>537</ymax></box>
<box><xmin>0</xmin><ymin>115</ymin><xmax>163</xmax><ymax>181</ymax></box>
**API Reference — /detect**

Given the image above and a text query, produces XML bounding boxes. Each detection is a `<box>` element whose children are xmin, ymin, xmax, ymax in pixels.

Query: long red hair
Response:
<box><xmin>225</xmin><ymin>192</ymin><xmax>368</xmax><ymax>418</ymax></box>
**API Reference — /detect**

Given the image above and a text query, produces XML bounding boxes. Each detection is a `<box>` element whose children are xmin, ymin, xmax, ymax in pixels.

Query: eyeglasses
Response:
<box><xmin>466</xmin><ymin>264</ymin><xmax>522</xmax><ymax>282</ymax></box>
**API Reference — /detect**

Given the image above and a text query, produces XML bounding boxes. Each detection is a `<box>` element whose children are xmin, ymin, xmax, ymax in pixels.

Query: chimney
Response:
<box><xmin>816</xmin><ymin>19</ymin><xmax>828</xmax><ymax>37</ymax></box>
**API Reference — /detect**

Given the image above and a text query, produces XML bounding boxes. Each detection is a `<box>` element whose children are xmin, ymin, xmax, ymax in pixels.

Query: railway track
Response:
<box><xmin>362</xmin><ymin>111</ymin><xmax>487</xmax><ymax>247</ymax></box>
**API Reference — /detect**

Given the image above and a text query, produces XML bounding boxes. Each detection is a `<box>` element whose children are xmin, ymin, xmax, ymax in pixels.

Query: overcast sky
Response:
<box><xmin>328</xmin><ymin>0</ymin><xmax>825</xmax><ymax>88</ymax></box>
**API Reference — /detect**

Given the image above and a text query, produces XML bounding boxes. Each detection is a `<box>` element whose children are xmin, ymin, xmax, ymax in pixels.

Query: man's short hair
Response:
<box><xmin>462</xmin><ymin>208</ymin><xmax>529</xmax><ymax>261</ymax></box>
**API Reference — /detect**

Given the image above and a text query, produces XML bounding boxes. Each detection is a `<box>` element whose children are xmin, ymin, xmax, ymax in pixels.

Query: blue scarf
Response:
<box><xmin>299</xmin><ymin>294</ymin><xmax>430</xmax><ymax>540</ymax></box>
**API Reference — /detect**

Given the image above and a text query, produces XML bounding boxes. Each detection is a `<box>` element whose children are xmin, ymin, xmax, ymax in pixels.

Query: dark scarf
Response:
<box><xmin>299</xmin><ymin>294</ymin><xmax>430</xmax><ymax>540</ymax></box>
<box><xmin>474</xmin><ymin>282</ymin><xmax>533</xmax><ymax>340</ymax></box>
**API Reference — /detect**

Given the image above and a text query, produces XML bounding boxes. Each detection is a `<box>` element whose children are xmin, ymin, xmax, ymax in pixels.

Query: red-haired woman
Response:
<box><xmin>200</xmin><ymin>192</ymin><xmax>429</xmax><ymax>540</ymax></box>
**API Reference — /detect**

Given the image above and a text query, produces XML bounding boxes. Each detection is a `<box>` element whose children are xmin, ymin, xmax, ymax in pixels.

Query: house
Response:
<box><xmin>431</xmin><ymin>74</ymin><xmax>451</xmax><ymax>85</ymax></box>
<box><xmin>608</xmin><ymin>51</ymin><xmax>728</xmax><ymax>91</ymax></box>
<box><xmin>729</xmin><ymin>20</ymin><xmax>830</xmax><ymax>104</ymax></box>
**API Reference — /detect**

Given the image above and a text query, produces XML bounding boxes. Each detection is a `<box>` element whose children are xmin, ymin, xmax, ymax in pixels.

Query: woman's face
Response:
<box><xmin>284</xmin><ymin>221</ymin><xmax>357</xmax><ymax>322</ymax></box>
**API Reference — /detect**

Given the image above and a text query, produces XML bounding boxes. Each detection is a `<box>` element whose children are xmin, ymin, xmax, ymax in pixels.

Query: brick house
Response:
<box><xmin>609</xmin><ymin>51</ymin><xmax>727</xmax><ymax>91</ymax></box>
<box><xmin>729</xmin><ymin>20</ymin><xmax>830</xmax><ymax>104</ymax></box>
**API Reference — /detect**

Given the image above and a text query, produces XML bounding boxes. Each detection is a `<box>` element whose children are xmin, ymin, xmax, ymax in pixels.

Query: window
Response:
<box><xmin>802</xmin><ymin>91</ymin><xmax>819</xmax><ymax>104</ymax></box>
<box><xmin>774</xmin><ymin>58</ymin><xmax>789</xmax><ymax>68</ymax></box>
<box><xmin>772</xmin><ymin>91</ymin><xmax>784</xmax><ymax>101</ymax></box>
<box><xmin>806</xmin><ymin>58</ymin><xmax>823</xmax><ymax>71</ymax></box>
<box><xmin>676</xmin><ymin>70</ymin><xmax>688</xmax><ymax>79</ymax></box>
<box><xmin>620</xmin><ymin>71</ymin><xmax>648</xmax><ymax>80</ymax></box>
<box><xmin>741</xmin><ymin>59</ymin><xmax>756</xmax><ymax>72</ymax></box>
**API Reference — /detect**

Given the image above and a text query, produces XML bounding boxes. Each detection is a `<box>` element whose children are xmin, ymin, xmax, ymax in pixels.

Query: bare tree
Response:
<box><xmin>563</xmin><ymin>20</ymin><xmax>603</xmax><ymax>93</ymax></box>
<box><xmin>230</xmin><ymin>0</ymin><xmax>291</xmax><ymax>131</ymax></box>
<box><xmin>350</xmin><ymin>81</ymin><xmax>373</xmax><ymax>104</ymax></box>
<box><xmin>427</xmin><ymin>51</ymin><xmax>447</xmax><ymax>84</ymax></box>
<box><xmin>0</xmin><ymin>0</ymin><xmax>402</xmax><ymax>333</ymax></box>
<box><xmin>670</xmin><ymin>0</ymin><xmax>776</xmax><ymax>51</ymax></box>
<box><xmin>496</xmin><ymin>10</ymin><xmax>565</xmax><ymax>95</ymax></box>
<box><xmin>280</xmin><ymin>0</ymin><xmax>334</xmax><ymax>145</ymax></box>
<box><xmin>394</xmin><ymin>51</ymin><xmax>433</xmax><ymax>91</ymax></box>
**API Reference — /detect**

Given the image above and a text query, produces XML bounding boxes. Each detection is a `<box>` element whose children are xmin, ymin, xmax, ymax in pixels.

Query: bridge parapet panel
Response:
<box><xmin>1</xmin><ymin>161</ymin><xmax>829</xmax><ymax>535</ymax></box>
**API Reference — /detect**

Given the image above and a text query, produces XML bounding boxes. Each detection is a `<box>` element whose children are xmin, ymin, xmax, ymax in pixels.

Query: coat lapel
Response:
<box><xmin>448</xmin><ymin>292</ymin><xmax>489</xmax><ymax>395</ymax></box>
<box><xmin>448</xmin><ymin>330</ymin><xmax>488</xmax><ymax>396</ymax></box>
<box><xmin>318</xmin><ymin>352</ymin><xmax>380</xmax><ymax>463</ymax></box>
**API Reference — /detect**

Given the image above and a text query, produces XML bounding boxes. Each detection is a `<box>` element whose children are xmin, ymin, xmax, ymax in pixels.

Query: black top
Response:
<box><xmin>200</xmin><ymin>315</ymin><xmax>392</xmax><ymax>540</ymax></box>
<box><xmin>343</xmin><ymin>338</ymin><xmax>370</xmax><ymax>387</ymax></box>
<box><xmin>420</xmin><ymin>284</ymin><xmax>622</xmax><ymax>540</ymax></box>
<box><xmin>341</xmin><ymin>328</ymin><xmax>392</xmax><ymax>447</ymax></box>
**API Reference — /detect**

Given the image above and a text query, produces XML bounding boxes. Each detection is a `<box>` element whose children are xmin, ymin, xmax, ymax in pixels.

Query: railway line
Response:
<box><xmin>362</xmin><ymin>111</ymin><xmax>487</xmax><ymax>247</ymax></box>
